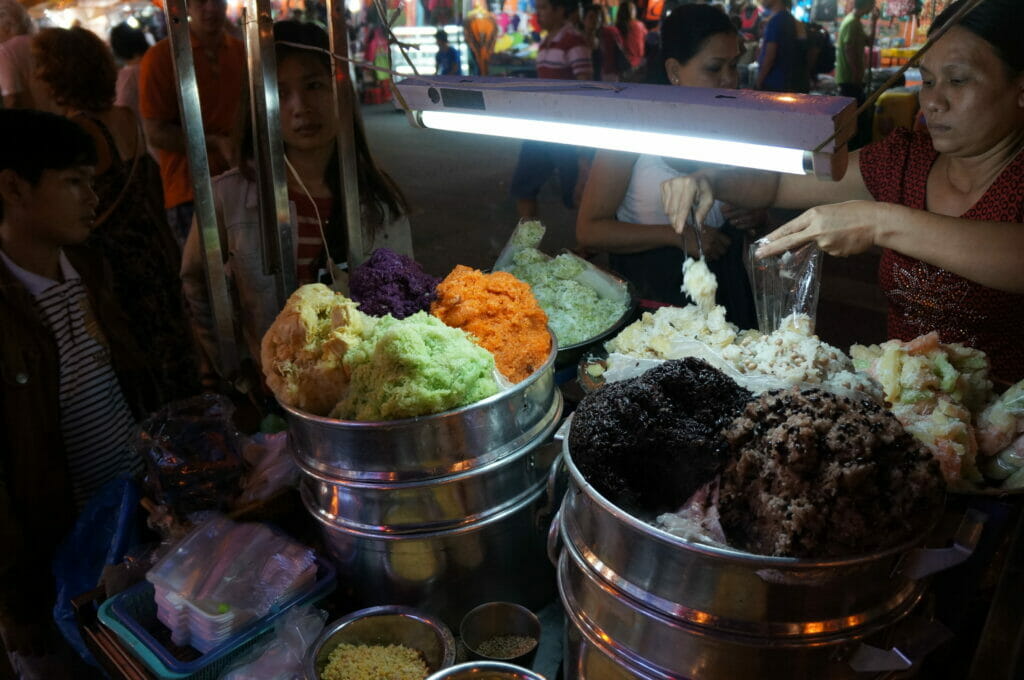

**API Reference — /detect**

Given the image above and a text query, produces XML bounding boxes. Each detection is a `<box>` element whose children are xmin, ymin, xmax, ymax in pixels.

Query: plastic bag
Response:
<box><xmin>52</xmin><ymin>476</ymin><xmax>141</xmax><ymax>664</ymax></box>
<box><xmin>238</xmin><ymin>432</ymin><xmax>300</xmax><ymax>506</ymax></box>
<box><xmin>135</xmin><ymin>394</ymin><xmax>246</xmax><ymax>517</ymax></box>
<box><xmin>746</xmin><ymin>241</ymin><xmax>823</xmax><ymax>334</ymax></box>
<box><xmin>218</xmin><ymin>604</ymin><xmax>328</xmax><ymax>680</ymax></box>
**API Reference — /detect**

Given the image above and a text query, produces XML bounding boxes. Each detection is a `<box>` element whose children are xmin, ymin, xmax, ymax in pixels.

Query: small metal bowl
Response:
<box><xmin>304</xmin><ymin>605</ymin><xmax>457</xmax><ymax>679</ymax></box>
<box><xmin>459</xmin><ymin>602</ymin><xmax>541</xmax><ymax>668</ymax></box>
<box><xmin>426</xmin><ymin>661</ymin><xmax>547</xmax><ymax>680</ymax></box>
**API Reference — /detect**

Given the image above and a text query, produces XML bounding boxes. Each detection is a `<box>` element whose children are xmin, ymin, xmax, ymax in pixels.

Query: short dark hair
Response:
<box><xmin>930</xmin><ymin>0</ymin><xmax>1024</xmax><ymax>74</ymax></box>
<box><xmin>0</xmin><ymin>110</ymin><xmax>97</xmax><ymax>222</ymax></box>
<box><xmin>110</xmin><ymin>22</ymin><xmax>150</xmax><ymax>61</ymax></box>
<box><xmin>549</xmin><ymin>0</ymin><xmax>580</xmax><ymax>17</ymax></box>
<box><xmin>436</xmin><ymin>29</ymin><xmax>449</xmax><ymax>42</ymax></box>
<box><xmin>33</xmin><ymin>27</ymin><xmax>118</xmax><ymax>113</ymax></box>
<box><xmin>661</xmin><ymin>3</ymin><xmax>737</xmax><ymax>65</ymax></box>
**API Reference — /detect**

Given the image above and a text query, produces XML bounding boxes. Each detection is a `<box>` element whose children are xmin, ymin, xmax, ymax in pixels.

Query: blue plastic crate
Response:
<box><xmin>97</xmin><ymin>557</ymin><xmax>335</xmax><ymax>679</ymax></box>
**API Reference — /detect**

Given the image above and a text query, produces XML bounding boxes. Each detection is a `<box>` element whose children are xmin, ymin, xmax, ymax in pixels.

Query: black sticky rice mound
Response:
<box><xmin>719</xmin><ymin>387</ymin><xmax>945</xmax><ymax>558</ymax></box>
<box><xmin>568</xmin><ymin>358</ymin><xmax>752</xmax><ymax>517</ymax></box>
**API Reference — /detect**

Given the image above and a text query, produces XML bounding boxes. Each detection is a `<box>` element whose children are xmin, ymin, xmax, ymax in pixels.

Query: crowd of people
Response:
<box><xmin>1</xmin><ymin>0</ymin><xmax>1022</xmax><ymax>676</ymax></box>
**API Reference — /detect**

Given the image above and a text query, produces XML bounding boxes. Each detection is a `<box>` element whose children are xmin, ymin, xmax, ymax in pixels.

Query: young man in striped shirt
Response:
<box><xmin>510</xmin><ymin>0</ymin><xmax>594</xmax><ymax>219</ymax></box>
<box><xmin>0</xmin><ymin>109</ymin><xmax>156</xmax><ymax>675</ymax></box>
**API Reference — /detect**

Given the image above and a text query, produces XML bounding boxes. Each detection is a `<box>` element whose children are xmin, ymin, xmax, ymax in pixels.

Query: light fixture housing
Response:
<box><xmin>396</xmin><ymin>76</ymin><xmax>857</xmax><ymax>180</ymax></box>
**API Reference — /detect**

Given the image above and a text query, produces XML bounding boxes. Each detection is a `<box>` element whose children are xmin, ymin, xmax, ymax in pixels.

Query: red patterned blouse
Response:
<box><xmin>859</xmin><ymin>128</ymin><xmax>1024</xmax><ymax>383</ymax></box>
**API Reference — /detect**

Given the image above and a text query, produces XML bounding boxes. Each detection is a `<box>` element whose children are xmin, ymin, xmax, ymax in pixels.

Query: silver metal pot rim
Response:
<box><xmin>282</xmin><ymin>328</ymin><xmax>558</xmax><ymax>427</ymax></box>
<box><xmin>560</xmin><ymin>519</ymin><xmax>925</xmax><ymax>638</ymax></box>
<box><xmin>563</xmin><ymin>438</ymin><xmax>937</xmax><ymax>569</ymax></box>
<box><xmin>559</xmin><ymin>548</ymin><xmax>925</xmax><ymax>649</ymax></box>
<box><xmin>304</xmin><ymin>477</ymin><xmax>549</xmax><ymax>538</ymax></box>
<box><xmin>426</xmin><ymin>660</ymin><xmax>548</xmax><ymax>680</ymax></box>
<box><xmin>295</xmin><ymin>393</ymin><xmax>562</xmax><ymax>489</ymax></box>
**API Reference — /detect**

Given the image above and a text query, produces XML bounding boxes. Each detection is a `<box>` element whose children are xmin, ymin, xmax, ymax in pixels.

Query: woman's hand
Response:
<box><xmin>720</xmin><ymin>203</ymin><xmax>767</xmax><ymax>233</ymax></box>
<box><xmin>699</xmin><ymin>227</ymin><xmax>731</xmax><ymax>261</ymax></box>
<box><xmin>661</xmin><ymin>172</ymin><xmax>716</xmax><ymax>235</ymax></box>
<box><xmin>756</xmin><ymin>201</ymin><xmax>880</xmax><ymax>258</ymax></box>
<box><xmin>676</xmin><ymin>224</ymin><xmax>730</xmax><ymax>261</ymax></box>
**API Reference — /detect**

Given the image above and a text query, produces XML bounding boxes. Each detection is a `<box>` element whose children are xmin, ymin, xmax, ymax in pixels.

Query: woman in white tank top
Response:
<box><xmin>576</xmin><ymin>4</ymin><xmax>763</xmax><ymax>326</ymax></box>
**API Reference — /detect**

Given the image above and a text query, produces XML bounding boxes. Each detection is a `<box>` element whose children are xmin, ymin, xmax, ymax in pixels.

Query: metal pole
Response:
<box><xmin>326</xmin><ymin>0</ymin><xmax>368</xmax><ymax>269</ymax></box>
<box><xmin>243</xmin><ymin>0</ymin><xmax>296</xmax><ymax>307</ymax></box>
<box><xmin>162</xmin><ymin>0</ymin><xmax>239</xmax><ymax>377</ymax></box>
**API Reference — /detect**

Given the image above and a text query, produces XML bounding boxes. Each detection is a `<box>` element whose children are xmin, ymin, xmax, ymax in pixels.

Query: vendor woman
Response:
<box><xmin>662</xmin><ymin>0</ymin><xmax>1024</xmax><ymax>383</ymax></box>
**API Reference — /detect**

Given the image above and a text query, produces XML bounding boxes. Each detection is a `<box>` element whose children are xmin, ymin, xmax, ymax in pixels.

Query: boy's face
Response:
<box><xmin>536</xmin><ymin>0</ymin><xmax>566</xmax><ymax>32</ymax></box>
<box><xmin>4</xmin><ymin>167</ymin><xmax>99</xmax><ymax>246</ymax></box>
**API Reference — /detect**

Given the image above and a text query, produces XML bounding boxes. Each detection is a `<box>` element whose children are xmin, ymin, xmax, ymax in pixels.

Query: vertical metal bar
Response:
<box><xmin>325</xmin><ymin>0</ymin><xmax>368</xmax><ymax>268</ymax></box>
<box><xmin>163</xmin><ymin>0</ymin><xmax>239</xmax><ymax>377</ymax></box>
<box><xmin>243</xmin><ymin>0</ymin><xmax>296</xmax><ymax>306</ymax></box>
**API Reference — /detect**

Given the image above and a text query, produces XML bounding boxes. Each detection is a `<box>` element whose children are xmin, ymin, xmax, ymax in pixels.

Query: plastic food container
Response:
<box><xmin>97</xmin><ymin>558</ymin><xmax>335</xmax><ymax>679</ymax></box>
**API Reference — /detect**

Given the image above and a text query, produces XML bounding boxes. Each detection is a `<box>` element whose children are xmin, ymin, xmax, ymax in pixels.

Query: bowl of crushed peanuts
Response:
<box><xmin>305</xmin><ymin>605</ymin><xmax>457</xmax><ymax>680</ymax></box>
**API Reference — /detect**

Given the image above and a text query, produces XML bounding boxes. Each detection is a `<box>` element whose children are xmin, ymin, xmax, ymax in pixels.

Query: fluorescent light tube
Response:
<box><xmin>419</xmin><ymin>110</ymin><xmax>811</xmax><ymax>175</ymax></box>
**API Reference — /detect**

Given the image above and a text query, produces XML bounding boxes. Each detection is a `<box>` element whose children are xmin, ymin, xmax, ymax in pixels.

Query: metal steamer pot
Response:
<box><xmin>307</xmin><ymin>471</ymin><xmax>560</xmax><ymax>629</ymax></box>
<box><xmin>301</xmin><ymin>393</ymin><xmax>562</xmax><ymax>532</ymax></box>
<box><xmin>559</xmin><ymin>533</ymin><xmax>936</xmax><ymax>680</ymax></box>
<box><xmin>284</xmin><ymin>331</ymin><xmax>559</xmax><ymax>482</ymax></box>
<box><xmin>553</xmin><ymin>439</ymin><xmax>984</xmax><ymax>679</ymax></box>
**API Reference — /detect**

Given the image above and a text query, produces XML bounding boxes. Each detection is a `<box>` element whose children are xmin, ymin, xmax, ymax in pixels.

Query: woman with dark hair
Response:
<box><xmin>663</xmin><ymin>0</ymin><xmax>1024</xmax><ymax>382</ymax></box>
<box><xmin>31</xmin><ymin>26</ymin><xmax>199</xmax><ymax>402</ymax></box>
<box><xmin>181</xmin><ymin>20</ymin><xmax>412</xmax><ymax>380</ymax></box>
<box><xmin>577</xmin><ymin>3</ymin><xmax>761</xmax><ymax>321</ymax></box>
<box><xmin>599</xmin><ymin>0</ymin><xmax>647</xmax><ymax>81</ymax></box>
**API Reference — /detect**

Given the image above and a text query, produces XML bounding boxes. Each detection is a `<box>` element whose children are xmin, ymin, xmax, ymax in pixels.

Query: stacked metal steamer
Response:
<box><xmin>553</xmin><ymin>439</ymin><xmax>983</xmax><ymax>679</ymax></box>
<box><xmin>286</xmin><ymin>335</ymin><xmax>563</xmax><ymax>628</ymax></box>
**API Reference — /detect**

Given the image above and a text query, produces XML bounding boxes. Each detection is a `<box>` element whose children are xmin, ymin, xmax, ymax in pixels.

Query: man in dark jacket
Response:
<box><xmin>0</xmin><ymin>109</ymin><xmax>157</xmax><ymax>677</ymax></box>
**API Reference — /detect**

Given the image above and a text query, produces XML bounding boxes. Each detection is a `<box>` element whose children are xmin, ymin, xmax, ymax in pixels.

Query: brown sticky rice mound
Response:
<box><xmin>719</xmin><ymin>387</ymin><xmax>944</xmax><ymax>558</ymax></box>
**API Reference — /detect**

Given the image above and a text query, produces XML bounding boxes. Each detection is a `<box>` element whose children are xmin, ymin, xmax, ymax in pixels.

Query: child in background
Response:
<box><xmin>435</xmin><ymin>29</ymin><xmax>462</xmax><ymax>75</ymax></box>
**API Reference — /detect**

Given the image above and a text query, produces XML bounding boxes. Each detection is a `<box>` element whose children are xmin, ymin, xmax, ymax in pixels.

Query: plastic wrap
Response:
<box><xmin>218</xmin><ymin>604</ymin><xmax>328</xmax><ymax>680</ymax></box>
<box><xmin>135</xmin><ymin>394</ymin><xmax>246</xmax><ymax>516</ymax></box>
<box><xmin>146</xmin><ymin>515</ymin><xmax>316</xmax><ymax>650</ymax></box>
<box><xmin>495</xmin><ymin>221</ymin><xmax>630</xmax><ymax>348</ymax></box>
<box><xmin>746</xmin><ymin>241</ymin><xmax>823</xmax><ymax>333</ymax></box>
<box><xmin>238</xmin><ymin>432</ymin><xmax>299</xmax><ymax>506</ymax></box>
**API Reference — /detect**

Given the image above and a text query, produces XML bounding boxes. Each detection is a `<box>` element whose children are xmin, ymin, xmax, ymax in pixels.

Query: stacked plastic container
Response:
<box><xmin>151</xmin><ymin>564</ymin><xmax>316</xmax><ymax>653</ymax></box>
<box><xmin>145</xmin><ymin>516</ymin><xmax>316</xmax><ymax>653</ymax></box>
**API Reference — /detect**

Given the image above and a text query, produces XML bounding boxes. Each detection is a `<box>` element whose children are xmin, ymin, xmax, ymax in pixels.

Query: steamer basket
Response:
<box><xmin>300</xmin><ymin>396</ymin><xmax>562</xmax><ymax>532</ymax></box>
<box><xmin>557</xmin><ymin>439</ymin><xmax>982</xmax><ymax>637</ymax></box>
<box><xmin>285</xmin><ymin>331</ymin><xmax>558</xmax><ymax>482</ymax></box>
<box><xmin>308</xmin><ymin>476</ymin><xmax>558</xmax><ymax>628</ymax></box>
<box><xmin>558</xmin><ymin>542</ymin><xmax>930</xmax><ymax>680</ymax></box>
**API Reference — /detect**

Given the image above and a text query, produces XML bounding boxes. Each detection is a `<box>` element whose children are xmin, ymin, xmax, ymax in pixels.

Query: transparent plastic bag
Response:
<box><xmin>218</xmin><ymin>604</ymin><xmax>328</xmax><ymax>680</ymax></box>
<box><xmin>746</xmin><ymin>241</ymin><xmax>823</xmax><ymax>334</ymax></box>
<box><xmin>238</xmin><ymin>432</ymin><xmax>300</xmax><ymax>506</ymax></box>
<box><xmin>134</xmin><ymin>394</ymin><xmax>246</xmax><ymax>516</ymax></box>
